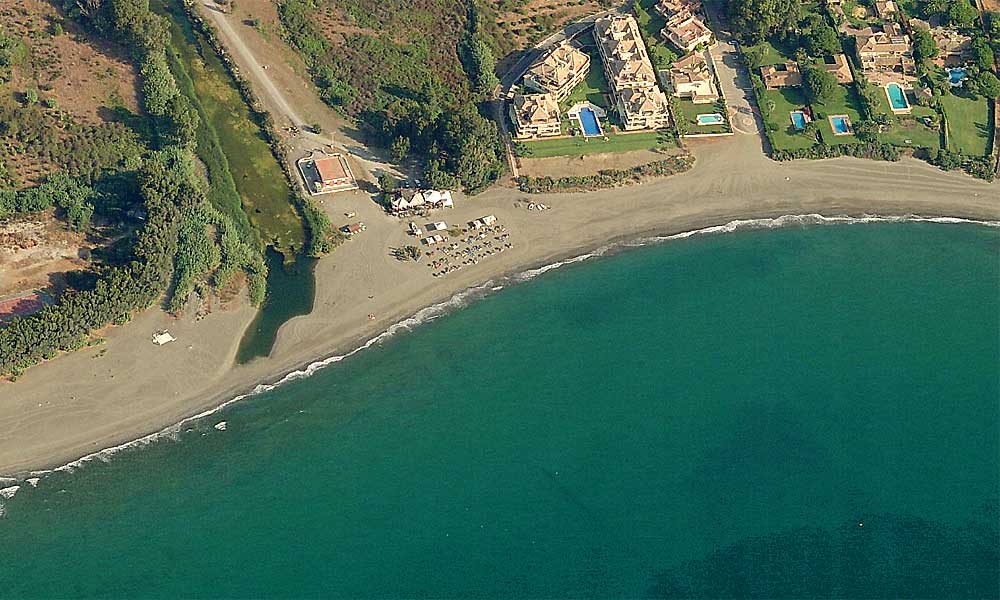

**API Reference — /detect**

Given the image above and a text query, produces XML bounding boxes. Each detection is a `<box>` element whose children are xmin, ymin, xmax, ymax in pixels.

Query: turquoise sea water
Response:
<box><xmin>1</xmin><ymin>222</ymin><xmax>998</xmax><ymax>598</ymax></box>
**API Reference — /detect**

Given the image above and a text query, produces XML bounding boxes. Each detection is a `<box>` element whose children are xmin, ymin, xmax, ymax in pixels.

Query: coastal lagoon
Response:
<box><xmin>1</xmin><ymin>222</ymin><xmax>997</xmax><ymax>597</ymax></box>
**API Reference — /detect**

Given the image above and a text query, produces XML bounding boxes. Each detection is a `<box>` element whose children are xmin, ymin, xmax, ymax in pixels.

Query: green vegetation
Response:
<box><xmin>277</xmin><ymin>0</ymin><xmax>505</xmax><ymax>193</ymax></box>
<box><xmin>939</xmin><ymin>92</ymin><xmax>992</xmax><ymax>156</ymax></box>
<box><xmin>516</xmin><ymin>130</ymin><xmax>676</xmax><ymax>158</ymax></box>
<box><xmin>0</xmin><ymin>0</ymin><xmax>315</xmax><ymax>377</ymax></box>
<box><xmin>561</xmin><ymin>46</ymin><xmax>612</xmax><ymax>111</ymax></box>
<box><xmin>0</xmin><ymin>33</ymin><xmax>27</xmax><ymax>83</ymax></box>
<box><xmin>725</xmin><ymin>0</ymin><xmax>800</xmax><ymax>43</ymax></box>
<box><xmin>635</xmin><ymin>0</ymin><xmax>679</xmax><ymax>67</ymax></box>
<box><xmin>516</xmin><ymin>154</ymin><xmax>695</xmax><ymax>193</ymax></box>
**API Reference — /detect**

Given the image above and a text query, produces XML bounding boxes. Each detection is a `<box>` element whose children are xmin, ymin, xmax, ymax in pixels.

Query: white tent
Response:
<box><xmin>152</xmin><ymin>331</ymin><xmax>176</xmax><ymax>346</ymax></box>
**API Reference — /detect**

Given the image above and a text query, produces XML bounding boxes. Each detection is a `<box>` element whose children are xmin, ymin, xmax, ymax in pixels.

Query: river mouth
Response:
<box><xmin>154</xmin><ymin>0</ymin><xmax>317</xmax><ymax>357</ymax></box>
<box><xmin>236</xmin><ymin>247</ymin><xmax>317</xmax><ymax>363</ymax></box>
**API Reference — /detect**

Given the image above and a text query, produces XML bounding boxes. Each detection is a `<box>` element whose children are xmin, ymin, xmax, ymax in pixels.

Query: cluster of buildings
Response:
<box><xmin>759</xmin><ymin>54</ymin><xmax>853</xmax><ymax>89</ymax></box>
<box><xmin>668</xmin><ymin>53</ymin><xmax>719</xmax><ymax>103</ymax></box>
<box><xmin>594</xmin><ymin>15</ymin><xmax>671</xmax><ymax>130</ymax></box>
<box><xmin>652</xmin><ymin>0</ymin><xmax>713</xmax><ymax>53</ymax></box>
<box><xmin>510</xmin><ymin>42</ymin><xmax>592</xmax><ymax>139</ymax></box>
<box><xmin>387</xmin><ymin>188</ymin><xmax>454</xmax><ymax>214</ymax></box>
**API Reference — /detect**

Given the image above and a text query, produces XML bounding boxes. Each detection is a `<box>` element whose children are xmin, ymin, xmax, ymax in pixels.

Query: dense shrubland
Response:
<box><xmin>277</xmin><ymin>0</ymin><xmax>506</xmax><ymax>193</ymax></box>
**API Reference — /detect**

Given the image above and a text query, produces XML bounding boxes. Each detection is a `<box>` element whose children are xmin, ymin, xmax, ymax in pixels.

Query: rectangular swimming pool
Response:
<box><xmin>577</xmin><ymin>108</ymin><xmax>602</xmax><ymax>136</ymax></box>
<box><xmin>830</xmin><ymin>115</ymin><xmax>851</xmax><ymax>134</ymax></box>
<box><xmin>885</xmin><ymin>83</ymin><xmax>910</xmax><ymax>111</ymax></box>
<box><xmin>696</xmin><ymin>113</ymin><xmax>724</xmax><ymax>126</ymax></box>
<box><xmin>790</xmin><ymin>111</ymin><xmax>807</xmax><ymax>130</ymax></box>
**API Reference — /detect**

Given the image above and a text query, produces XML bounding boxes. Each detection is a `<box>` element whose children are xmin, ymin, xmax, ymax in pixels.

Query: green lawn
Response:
<box><xmin>940</xmin><ymin>92</ymin><xmax>992</xmax><ymax>157</ymax></box>
<box><xmin>518</xmin><ymin>130</ymin><xmax>676</xmax><ymax>158</ymax></box>
<box><xmin>878</xmin><ymin>93</ymin><xmax>942</xmax><ymax>150</ymax></box>
<box><xmin>761</xmin><ymin>87</ymin><xmax>817</xmax><ymax>150</ymax></box>
<box><xmin>812</xmin><ymin>84</ymin><xmax>864</xmax><ymax>145</ymax></box>
<box><xmin>561</xmin><ymin>45</ymin><xmax>612</xmax><ymax>112</ymax></box>
<box><xmin>635</xmin><ymin>0</ymin><xmax>679</xmax><ymax>67</ymax></box>
<box><xmin>743</xmin><ymin>41</ymin><xmax>790</xmax><ymax>69</ymax></box>
<box><xmin>675</xmin><ymin>98</ymin><xmax>731</xmax><ymax>134</ymax></box>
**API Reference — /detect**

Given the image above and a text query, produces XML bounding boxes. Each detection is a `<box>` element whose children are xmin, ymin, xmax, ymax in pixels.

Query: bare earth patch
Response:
<box><xmin>494</xmin><ymin>0</ymin><xmax>604</xmax><ymax>51</ymax></box>
<box><xmin>0</xmin><ymin>210</ymin><xmax>91</xmax><ymax>298</ymax></box>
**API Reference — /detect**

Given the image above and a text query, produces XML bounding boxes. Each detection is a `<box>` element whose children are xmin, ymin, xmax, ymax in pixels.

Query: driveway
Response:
<box><xmin>702</xmin><ymin>1</ymin><xmax>762</xmax><ymax>136</ymax></box>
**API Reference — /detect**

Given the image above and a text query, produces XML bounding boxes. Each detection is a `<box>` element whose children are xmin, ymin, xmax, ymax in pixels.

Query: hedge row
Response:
<box><xmin>516</xmin><ymin>155</ymin><xmax>696</xmax><ymax>194</ymax></box>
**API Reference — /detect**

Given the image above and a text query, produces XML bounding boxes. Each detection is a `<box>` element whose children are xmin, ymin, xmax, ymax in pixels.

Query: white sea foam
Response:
<box><xmin>0</xmin><ymin>484</ymin><xmax>20</xmax><ymax>517</ymax></box>
<box><xmin>14</xmin><ymin>213</ymin><xmax>999</xmax><ymax>479</ymax></box>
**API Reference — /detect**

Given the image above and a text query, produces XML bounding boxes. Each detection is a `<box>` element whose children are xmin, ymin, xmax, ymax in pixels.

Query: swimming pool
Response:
<box><xmin>790</xmin><ymin>110</ymin><xmax>807</xmax><ymax>130</ymax></box>
<box><xmin>948</xmin><ymin>68</ymin><xmax>967</xmax><ymax>87</ymax></box>
<box><xmin>696</xmin><ymin>113</ymin><xmax>724</xmax><ymax>126</ymax></box>
<box><xmin>885</xmin><ymin>83</ymin><xmax>910</xmax><ymax>112</ymax></box>
<box><xmin>829</xmin><ymin>115</ymin><xmax>851</xmax><ymax>135</ymax></box>
<box><xmin>577</xmin><ymin>107</ymin><xmax>602</xmax><ymax>136</ymax></box>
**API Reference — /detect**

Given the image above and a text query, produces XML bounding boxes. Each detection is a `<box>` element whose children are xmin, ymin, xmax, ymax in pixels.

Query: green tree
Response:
<box><xmin>948</xmin><ymin>0</ymin><xmax>978</xmax><ymax>28</ymax></box>
<box><xmin>976</xmin><ymin>71</ymin><xmax>1000</xmax><ymax>98</ymax></box>
<box><xmin>911</xmin><ymin>27</ymin><xmax>939</xmax><ymax>63</ymax></box>
<box><xmin>24</xmin><ymin>88</ymin><xmax>39</xmax><ymax>105</ymax></box>
<box><xmin>803</xmin><ymin>67</ymin><xmax>838</xmax><ymax>105</ymax></box>
<box><xmin>389</xmin><ymin>135</ymin><xmax>410</xmax><ymax>162</ymax></box>
<box><xmin>726</xmin><ymin>0</ymin><xmax>800</xmax><ymax>43</ymax></box>
<box><xmin>970</xmin><ymin>37</ymin><xmax>995</xmax><ymax>71</ymax></box>
<box><xmin>802</xmin><ymin>23</ymin><xmax>841</xmax><ymax>57</ymax></box>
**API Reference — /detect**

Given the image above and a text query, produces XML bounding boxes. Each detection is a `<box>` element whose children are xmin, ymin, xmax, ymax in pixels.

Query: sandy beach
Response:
<box><xmin>0</xmin><ymin>133</ymin><xmax>997</xmax><ymax>476</ymax></box>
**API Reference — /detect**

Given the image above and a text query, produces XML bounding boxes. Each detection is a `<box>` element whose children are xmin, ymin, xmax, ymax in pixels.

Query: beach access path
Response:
<box><xmin>0</xmin><ymin>132</ymin><xmax>997</xmax><ymax>476</ymax></box>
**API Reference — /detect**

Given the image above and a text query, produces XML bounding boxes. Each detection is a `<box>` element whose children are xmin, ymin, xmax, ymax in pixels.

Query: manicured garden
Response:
<box><xmin>939</xmin><ymin>92</ymin><xmax>992</xmax><ymax>157</ymax></box>
<box><xmin>674</xmin><ymin>98</ymin><xmax>731</xmax><ymax>135</ymax></box>
<box><xmin>517</xmin><ymin>129</ymin><xmax>675</xmax><ymax>158</ymax></box>
<box><xmin>560</xmin><ymin>45</ymin><xmax>612</xmax><ymax>112</ymax></box>
<box><xmin>760</xmin><ymin>87</ymin><xmax>817</xmax><ymax>150</ymax></box>
<box><xmin>811</xmin><ymin>84</ymin><xmax>864</xmax><ymax>145</ymax></box>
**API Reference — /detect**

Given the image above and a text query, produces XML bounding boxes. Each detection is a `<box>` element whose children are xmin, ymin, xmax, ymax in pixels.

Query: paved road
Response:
<box><xmin>701</xmin><ymin>0</ymin><xmax>762</xmax><ymax>136</ymax></box>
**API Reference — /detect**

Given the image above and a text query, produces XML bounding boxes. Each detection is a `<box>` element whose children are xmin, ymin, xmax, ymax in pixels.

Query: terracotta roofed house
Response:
<box><xmin>661</xmin><ymin>11</ymin><xmax>714</xmax><ymax>52</ymax></box>
<box><xmin>818</xmin><ymin>53</ymin><xmax>854</xmax><ymax>83</ymax></box>
<box><xmin>509</xmin><ymin>93</ymin><xmax>562</xmax><ymax>139</ymax></box>
<box><xmin>873</xmin><ymin>0</ymin><xmax>897</xmax><ymax>18</ymax></box>
<box><xmin>760</xmin><ymin>62</ymin><xmax>802</xmax><ymax>88</ymax></box>
<box><xmin>853</xmin><ymin>23</ymin><xmax>916</xmax><ymax>84</ymax></box>
<box><xmin>523</xmin><ymin>42</ymin><xmax>592</xmax><ymax>101</ymax></box>
<box><xmin>653</xmin><ymin>0</ymin><xmax>703</xmax><ymax>18</ymax></box>
<box><xmin>669</xmin><ymin>53</ymin><xmax>720</xmax><ymax>103</ymax></box>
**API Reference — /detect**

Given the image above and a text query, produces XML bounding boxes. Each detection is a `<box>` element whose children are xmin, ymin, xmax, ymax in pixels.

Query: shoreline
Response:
<box><xmin>4</xmin><ymin>210</ymin><xmax>999</xmax><ymax>479</ymax></box>
<box><xmin>2</xmin><ymin>136</ymin><xmax>999</xmax><ymax>477</ymax></box>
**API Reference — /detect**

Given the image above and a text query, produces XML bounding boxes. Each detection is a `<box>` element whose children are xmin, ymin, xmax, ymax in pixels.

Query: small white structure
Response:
<box><xmin>427</xmin><ymin>221</ymin><xmax>448</xmax><ymax>232</ymax></box>
<box><xmin>408</xmin><ymin>222</ymin><xmax>423</xmax><ymax>236</ymax></box>
<box><xmin>152</xmin><ymin>331</ymin><xmax>176</xmax><ymax>346</ymax></box>
<box><xmin>422</xmin><ymin>234</ymin><xmax>446</xmax><ymax>246</ymax></box>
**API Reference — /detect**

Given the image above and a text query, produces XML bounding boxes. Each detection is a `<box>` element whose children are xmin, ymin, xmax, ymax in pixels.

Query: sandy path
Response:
<box><xmin>0</xmin><ymin>133</ymin><xmax>996</xmax><ymax>476</ymax></box>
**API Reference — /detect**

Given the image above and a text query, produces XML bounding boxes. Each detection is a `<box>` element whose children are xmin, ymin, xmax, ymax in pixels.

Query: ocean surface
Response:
<box><xmin>2</xmin><ymin>221</ymin><xmax>998</xmax><ymax>598</ymax></box>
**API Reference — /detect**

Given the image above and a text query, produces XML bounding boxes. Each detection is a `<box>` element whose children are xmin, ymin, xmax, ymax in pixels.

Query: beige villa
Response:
<box><xmin>853</xmin><ymin>23</ymin><xmax>916</xmax><ymax>85</ymax></box>
<box><xmin>509</xmin><ymin>93</ymin><xmax>562</xmax><ymax>139</ymax></box>
<box><xmin>619</xmin><ymin>87</ymin><xmax>672</xmax><ymax>130</ymax></box>
<box><xmin>653</xmin><ymin>0</ymin><xmax>713</xmax><ymax>52</ymax></box>
<box><xmin>594</xmin><ymin>15</ymin><xmax>671</xmax><ymax>131</ymax></box>
<box><xmin>523</xmin><ymin>42</ymin><xmax>592</xmax><ymax>101</ymax></box>
<box><xmin>662</xmin><ymin>12</ymin><xmax>714</xmax><ymax>52</ymax></box>
<box><xmin>760</xmin><ymin>62</ymin><xmax>802</xmax><ymax>88</ymax></box>
<box><xmin>669</xmin><ymin>53</ymin><xmax>720</xmax><ymax>103</ymax></box>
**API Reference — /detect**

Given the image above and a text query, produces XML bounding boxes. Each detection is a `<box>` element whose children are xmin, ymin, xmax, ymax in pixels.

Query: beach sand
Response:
<box><xmin>1</xmin><ymin>134</ymin><xmax>997</xmax><ymax>476</ymax></box>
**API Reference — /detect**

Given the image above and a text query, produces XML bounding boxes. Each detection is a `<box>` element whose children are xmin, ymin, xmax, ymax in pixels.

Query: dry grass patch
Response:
<box><xmin>0</xmin><ymin>0</ymin><xmax>140</xmax><ymax>124</ymax></box>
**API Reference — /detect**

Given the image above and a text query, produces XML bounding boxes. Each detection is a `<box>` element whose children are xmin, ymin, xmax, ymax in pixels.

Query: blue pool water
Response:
<box><xmin>578</xmin><ymin>107</ymin><xmax>601</xmax><ymax>136</ymax></box>
<box><xmin>696</xmin><ymin>113</ymin><xmax>724</xmax><ymax>126</ymax></box>
<box><xmin>949</xmin><ymin>68</ymin><xmax>967</xmax><ymax>86</ymax></box>
<box><xmin>830</xmin><ymin>115</ymin><xmax>850</xmax><ymax>134</ymax></box>
<box><xmin>886</xmin><ymin>83</ymin><xmax>909</xmax><ymax>110</ymax></box>
<box><xmin>790</xmin><ymin>111</ymin><xmax>807</xmax><ymax>130</ymax></box>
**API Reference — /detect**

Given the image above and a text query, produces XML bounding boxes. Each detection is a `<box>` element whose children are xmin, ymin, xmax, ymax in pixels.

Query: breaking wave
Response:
<box><xmin>14</xmin><ymin>213</ymin><xmax>998</xmax><ymax>480</ymax></box>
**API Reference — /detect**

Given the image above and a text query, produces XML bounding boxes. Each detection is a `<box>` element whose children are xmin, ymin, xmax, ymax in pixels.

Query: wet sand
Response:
<box><xmin>0</xmin><ymin>135</ymin><xmax>997</xmax><ymax>476</ymax></box>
